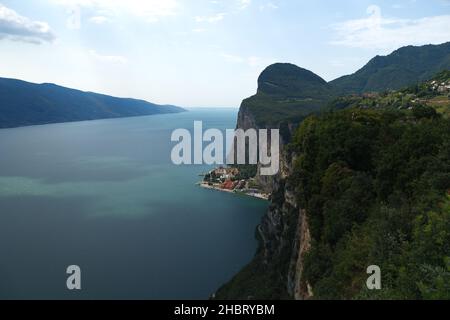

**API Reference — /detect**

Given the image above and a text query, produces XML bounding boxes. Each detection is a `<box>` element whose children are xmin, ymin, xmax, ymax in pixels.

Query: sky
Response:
<box><xmin>0</xmin><ymin>0</ymin><xmax>449</xmax><ymax>107</ymax></box>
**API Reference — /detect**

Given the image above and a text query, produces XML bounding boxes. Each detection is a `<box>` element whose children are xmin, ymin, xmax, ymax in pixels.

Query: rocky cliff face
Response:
<box><xmin>231</xmin><ymin>63</ymin><xmax>329</xmax><ymax>299</ymax></box>
<box><xmin>252</xmin><ymin>150</ymin><xmax>312</xmax><ymax>299</ymax></box>
<box><xmin>236</xmin><ymin>93</ymin><xmax>312</xmax><ymax>300</ymax></box>
<box><xmin>236</xmin><ymin>104</ymin><xmax>258</xmax><ymax>132</ymax></box>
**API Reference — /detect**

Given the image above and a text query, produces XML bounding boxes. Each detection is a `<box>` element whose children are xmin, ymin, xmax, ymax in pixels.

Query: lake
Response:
<box><xmin>0</xmin><ymin>109</ymin><xmax>267</xmax><ymax>299</ymax></box>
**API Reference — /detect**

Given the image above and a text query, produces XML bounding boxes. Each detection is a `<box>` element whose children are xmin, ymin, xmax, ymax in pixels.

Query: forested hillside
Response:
<box><xmin>292</xmin><ymin>107</ymin><xmax>449</xmax><ymax>299</ymax></box>
<box><xmin>0</xmin><ymin>77</ymin><xmax>184</xmax><ymax>128</ymax></box>
<box><xmin>217</xmin><ymin>67</ymin><xmax>450</xmax><ymax>300</ymax></box>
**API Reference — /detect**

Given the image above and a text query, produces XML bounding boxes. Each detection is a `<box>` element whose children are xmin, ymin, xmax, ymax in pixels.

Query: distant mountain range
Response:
<box><xmin>0</xmin><ymin>78</ymin><xmax>185</xmax><ymax>129</ymax></box>
<box><xmin>238</xmin><ymin>42</ymin><xmax>450</xmax><ymax>127</ymax></box>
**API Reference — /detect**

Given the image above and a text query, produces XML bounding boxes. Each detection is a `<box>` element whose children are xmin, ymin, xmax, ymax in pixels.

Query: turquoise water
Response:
<box><xmin>0</xmin><ymin>109</ymin><xmax>267</xmax><ymax>299</ymax></box>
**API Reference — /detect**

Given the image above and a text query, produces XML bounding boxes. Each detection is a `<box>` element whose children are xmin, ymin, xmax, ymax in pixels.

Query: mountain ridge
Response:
<box><xmin>0</xmin><ymin>77</ymin><xmax>185</xmax><ymax>129</ymax></box>
<box><xmin>330</xmin><ymin>42</ymin><xmax>450</xmax><ymax>94</ymax></box>
<box><xmin>257</xmin><ymin>63</ymin><xmax>332</xmax><ymax>98</ymax></box>
<box><xmin>240</xmin><ymin>42</ymin><xmax>450</xmax><ymax>128</ymax></box>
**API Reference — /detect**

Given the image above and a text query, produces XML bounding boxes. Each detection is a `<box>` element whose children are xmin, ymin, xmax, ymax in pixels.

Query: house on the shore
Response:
<box><xmin>214</xmin><ymin>167</ymin><xmax>239</xmax><ymax>181</ymax></box>
<box><xmin>221</xmin><ymin>180</ymin><xmax>237</xmax><ymax>190</ymax></box>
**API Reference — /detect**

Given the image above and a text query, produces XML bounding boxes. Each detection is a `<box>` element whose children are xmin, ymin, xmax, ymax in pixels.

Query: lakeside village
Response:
<box><xmin>198</xmin><ymin>166</ymin><xmax>270</xmax><ymax>201</ymax></box>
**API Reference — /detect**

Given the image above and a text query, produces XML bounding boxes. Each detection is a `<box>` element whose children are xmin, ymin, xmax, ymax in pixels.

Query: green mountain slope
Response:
<box><xmin>257</xmin><ymin>63</ymin><xmax>332</xmax><ymax>98</ymax></box>
<box><xmin>0</xmin><ymin>77</ymin><xmax>185</xmax><ymax>129</ymax></box>
<box><xmin>239</xmin><ymin>63</ymin><xmax>333</xmax><ymax>128</ymax></box>
<box><xmin>238</xmin><ymin>43</ymin><xmax>450</xmax><ymax>129</ymax></box>
<box><xmin>331</xmin><ymin>42</ymin><xmax>450</xmax><ymax>94</ymax></box>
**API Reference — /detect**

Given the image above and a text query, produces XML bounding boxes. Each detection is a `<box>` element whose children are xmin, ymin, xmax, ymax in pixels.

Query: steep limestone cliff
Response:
<box><xmin>252</xmin><ymin>148</ymin><xmax>313</xmax><ymax>300</ymax></box>
<box><xmin>217</xmin><ymin>63</ymin><xmax>320</xmax><ymax>299</ymax></box>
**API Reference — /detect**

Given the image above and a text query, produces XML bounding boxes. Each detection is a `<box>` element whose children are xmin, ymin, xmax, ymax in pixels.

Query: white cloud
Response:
<box><xmin>259</xmin><ymin>2</ymin><xmax>278</xmax><ymax>11</ymax></box>
<box><xmin>89</xmin><ymin>15</ymin><xmax>110</xmax><ymax>24</ymax></box>
<box><xmin>238</xmin><ymin>0</ymin><xmax>252</xmax><ymax>10</ymax></box>
<box><xmin>194</xmin><ymin>0</ymin><xmax>253</xmax><ymax>24</ymax></box>
<box><xmin>89</xmin><ymin>50</ymin><xmax>128</xmax><ymax>64</ymax></box>
<box><xmin>53</xmin><ymin>0</ymin><xmax>179</xmax><ymax>22</ymax></box>
<box><xmin>195</xmin><ymin>13</ymin><xmax>226</xmax><ymax>23</ymax></box>
<box><xmin>0</xmin><ymin>4</ymin><xmax>55</xmax><ymax>44</ymax></box>
<box><xmin>331</xmin><ymin>5</ymin><xmax>450</xmax><ymax>51</ymax></box>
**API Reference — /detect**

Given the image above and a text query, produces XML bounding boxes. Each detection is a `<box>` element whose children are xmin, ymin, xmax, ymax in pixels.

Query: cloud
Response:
<box><xmin>0</xmin><ymin>4</ymin><xmax>55</xmax><ymax>44</ymax></box>
<box><xmin>89</xmin><ymin>50</ymin><xmax>128</xmax><ymax>64</ymax></box>
<box><xmin>89</xmin><ymin>15</ymin><xmax>110</xmax><ymax>24</ymax></box>
<box><xmin>53</xmin><ymin>0</ymin><xmax>179</xmax><ymax>22</ymax></box>
<box><xmin>331</xmin><ymin>5</ymin><xmax>450</xmax><ymax>51</ymax></box>
<box><xmin>194</xmin><ymin>0</ymin><xmax>253</xmax><ymax>24</ymax></box>
<box><xmin>238</xmin><ymin>0</ymin><xmax>252</xmax><ymax>10</ymax></box>
<box><xmin>195</xmin><ymin>13</ymin><xmax>226</xmax><ymax>23</ymax></box>
<box><xmin>259</xmin><ymin>2</ymin><xmax>278</xmax><ymax>11</ymax></box>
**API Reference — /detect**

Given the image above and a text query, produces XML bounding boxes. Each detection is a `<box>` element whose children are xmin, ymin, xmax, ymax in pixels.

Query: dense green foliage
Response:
<box><xmin>240</xmin><ymin>94</ymin><xmax>324</xmax><ymax>128</ymax></box>
<box><xmin>231</xmin><ymin>165</ymin><xmax>258</xmax><ymax>181</ymax></box>
<box><xmin>0</xmin><ymin>77</ymin><xmax>184</xmax><ymax>128</ymax></box>
<box><xmin>291</xmin><ymin>108</ymin><xmax>450</xmax><ymax>299</ymax></box>
<box><xmin>216</xmin><ymin>102</ymin><xmax>450</xmax><ymax>300</ymax></box>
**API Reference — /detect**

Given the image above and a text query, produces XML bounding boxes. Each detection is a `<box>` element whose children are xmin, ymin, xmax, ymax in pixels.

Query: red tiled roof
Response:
<box><xmin>222</xmin><ymin>180</ymin><xmax>235</xmax><ymax>190</ymax></box>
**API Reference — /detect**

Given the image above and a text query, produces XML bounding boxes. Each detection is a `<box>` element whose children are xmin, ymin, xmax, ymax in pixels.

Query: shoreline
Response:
<box><xmin>198</xmin><ymin>182</ymin><xmax>270</xmax><ymax>201</ymax></box>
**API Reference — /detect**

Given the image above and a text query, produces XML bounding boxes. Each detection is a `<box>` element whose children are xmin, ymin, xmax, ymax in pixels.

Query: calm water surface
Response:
<box><xmin>0</xmin><ymin>109</ymin><xmax>267</xmax><ymax>299</ymax></box>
